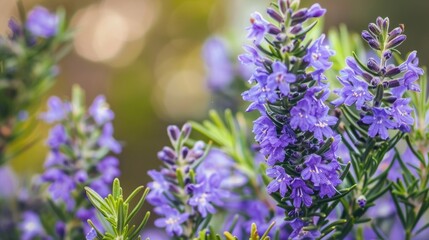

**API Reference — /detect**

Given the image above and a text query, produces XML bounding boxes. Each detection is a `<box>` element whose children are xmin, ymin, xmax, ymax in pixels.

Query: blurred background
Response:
<box><xmin>1</xmin><ymin>0</ymin><xmax>429</xmax><ymax>195</ymax></box>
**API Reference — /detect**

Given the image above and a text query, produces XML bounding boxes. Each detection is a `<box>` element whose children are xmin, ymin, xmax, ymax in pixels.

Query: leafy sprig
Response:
<box><xmin>85</xmin><ymin>178</ymin><xmax>150</xmax><ymax>240</ymax></box>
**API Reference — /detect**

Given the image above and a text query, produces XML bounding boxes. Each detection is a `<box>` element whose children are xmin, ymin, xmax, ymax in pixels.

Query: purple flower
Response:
<box><xmin>99</xmin><ymin>123</ymin><xmax>122</xmax><ymax>154</ymax></box>
<box><xmin>391</xmin><ymin>98</ymin><xmax>414</xmax><ymax>132</ymax></box>
<box><xmin>86</xmin><ymin>228</ymin><xmax>97</xmax><ymax>240</ymax></box>
<box><xmin>8</xmin><ymin>18</ymin><xmax>22</xmax><ymax>40</ymax></box>
<box><xmin>55</xmin><ymin>222</ymin><xmax>66</xmax><ymax>238</ymax></box>
<box><xmin>47</xmin><ymin>125</ymin><xmax>68</xmax><ymax>149</ymax></box>
<box><xmin>361</xmin><ymin>108</ymin><xmax>395</xmax><ymax>139</ymax></box>
<box><xmin>266</xmin><ymin>166</ymin><xmax>291</xmax><ymax>197</ymax></box>
<box><xmin>238</xmin><ymin>45</ymin><xmax>264</xmax><ymax>67</ymax></box>
<box><xmin>242</xmin><ymin>72</ymin><xmax>279</xmax><ymax>104</ymax></box>
<box><xmin>0</xmin><ymin>166</ymin><xmax>18</xmax><ymax>198</ymax></box>
<box><xmin>312</xmin><ymin>107</ymin><xmax>337</xmax><ymax>141</ymax></box>
<box><xmin>304</xmin><ymin>34</ymin><xmax>334</xmax><ymax>81</ymax></box>
<box><xmin>154</xmin><ymin>206</ymin><xmax>189</xmax><ymax>237</ymax></box>
<box><xmin>89</xmin><ymin>179</ymin><xmax>110</xmax><ymax>198</ymax></box>
<box><xmin>332</xmin><ymin>67</ymin><xmax>373</xmax><ymax>110</ymax></box>
<box><xmin>289</xmin><ymin>218</ymin><xmax>321</xmax><ymax>240</ymax></box>
<box><xmin>19</xmin><ymin>211</ymin><xmax>46</xmax><ymax>240</ymax></box>
<box><xmin>290</xmin><ymin>178</ymin><xmax>314</xmax><ymax>208</ymax></box>
<box><xmin>77</xmin><ymin>208</ymin><xmax>101</xmax><ymax>234</ymax></box>
<box><xmin>247</xmin><ymin>12</ymin><xmax>270</xmax><ymax>44</ymax></box>
<box><xmin>96</xmin><ymin>156</ymin><xmax>120</xmax><ymax>183</ymax></box>
<box><xmin>203</xmin><ymin>37</ymin><xmax>234</xmax><ymax>90</ymax></box>
<box><xmin>400</xmin><ymin>51</ymin><xmax>424</xmax><ymax>76</ymax></box>
<box><xmin>319</xmin><ymin>172</ymin><xmax>341</xmax><ymax>198</ymax></box>
<box><xmin>253</xmin><ymin>116</ymin><xmax>294</xmax><ymax>165</ymax></box>
<box><xmin>188</xmin><ymin>183</ymin><xmax>217</xmax><ymax>217</ymax></box>
<box><xmin>307</xmin><ymin>3</ymin><xmax>327</xmax><ymax>18</ymax></box>
<box><xmin>89</xmin><ymin>96</ymin><xmax>115</xmax><ymax>125</ymax></box>
<box><xmin>290</xmin><ymin>99</ymin><xmax>317</xmax><ymax>131</ymax></box>
<box><xmin>197</xmin><ymin>148</ymin><xmax>247</xmax><ymax>188</ymax></box>
<box><xmin>267</xmin><ymin>61</ymin><xmax>296</xmax><ymax>96</ymax></box>
<box><xmin>301</xmin><ymin>154</ymin><xmax>330</xmax><ymax>186</ymax></box>
<box><xmin>40</xmin><ymin>97</ymin><xmax>70</xmax><ymax>123</ymax></box>
<box><xmin>26</xmin><ymin>6</ymin><xmax>58</xmax><ymax>38</ymax></box>
<box><xmin>392</xmin><ymin>71</ymin><xmax>421</xmax><ymax>97</ymax></box>
<box><xmin>74</xmin><ymin>170</ymin><xmax>88</xmax><ymax>183</ymax></box>
<box><xmin>42</xmin><ymin>169</ymin><xmax>76</xmax><ymax>210</ymax></box>
<box><xmin>44</xmin><ymin>151</ymin><xmax>66</xmax><ymax>168</ymax></box>
<box><xmin>147</xmin><ymin>170</ymin><xmax>170</xmax><ymax>205</ymax></box>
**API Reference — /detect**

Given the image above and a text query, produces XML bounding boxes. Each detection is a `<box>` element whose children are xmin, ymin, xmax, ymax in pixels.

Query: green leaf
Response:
<box><xmin>112</xmin><ymin>178</ymin><xmax>122</xmax><ymax>199</ymax></box>
<box><xmin>126</xmin><ymin>187</ymin><xmax>150</xmax><ymax>225</ymax></box>
<box><xmin>124</xmin><ymin>186</ymin><xmax>144</xmax><ymax>204</ymax></box>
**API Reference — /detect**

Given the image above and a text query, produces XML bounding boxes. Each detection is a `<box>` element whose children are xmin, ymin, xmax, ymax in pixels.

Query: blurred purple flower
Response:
<box><xmin>203</xmin><ymin>37</ymin><xmax>234</xmax><ymax>91</ymax></box>
<box><xmin>86</xmin><ymin>228</ymin><xmax>97</xmax><ymax>240</ymax></box>
<box><xmin>154</xmin><ymin>206</ymin><xmax>189</xmax><ymax>237</ymax></box>
<box><xmin>89</xmin><ymin>96</ymin><xmax>115</xmax><ymax>125</ymax></box>
<box><xmin>40</xmin><ymin>97</ymin><xmax>70</xmax><ymax>123</ymax></box>
<box><xmin>26</xmin><ymin>6</ymin><xmax>58</xmax><ymax>38</ymax></box>
<box><xmin>47</xmin><ymin>125</ymin><xmax>68</xmax><ymax>149</ymax></box>
<box><xmin>246</xmin><ymin>12</ymin><xmax>269</xmax><ymax>44</ymax></box>
<box><xmin>0</xmin><ymin>166</ymin><xmax>18</xmax><ymax>198</ymax></box>
<box><xmin>99</xmin><ymin>123</ymin><xmax>122</xmax><ymax>154</ymax></box>
<box><xmin>19</xmin><ymin>211</ymin><xmax>46</xmax><ymax>240</ymax></box>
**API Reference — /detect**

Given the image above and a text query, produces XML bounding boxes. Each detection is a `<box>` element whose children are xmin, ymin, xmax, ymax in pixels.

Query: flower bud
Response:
<box><xmin>368</xmin><ymin>23</ymin><xmax>381</xmax><ymax>36</ymax></box>
<box><xmin>357</xmin><ymin>195</ymin><xmax>367</xmax><ymax>208</ymax></box>
<box><xmin>382</xmin><ymin>17</ymin><xmax>390</xmax><ymax>33</ymax></box>
<box><xmin>384</xmin><ymin>67</ymin><xmax>401</xmax><ymax>77</ymax></box>
<box><xmin>386</xmin><ymin>35</ymin><xmax>406</xmax><ymax>49</ymax></box>
<box><xmin>367</xmin><ymin>58</ymin><xmax>380</xmax><ymax>72</ymax></box>
<box><xmin>267</xmin><ymin>8</ymin><xmax>283</xmax><ymax>22</ymax></box>
<box><xmin>181</xmin><ymin>123</ymin><xmax>192</xmax><ymax>140</ymax></box>
<box><xmin>268</xmin><ymin>25</ymin><xmax>282</xmax><ymax>35</ymax></box>
<box><xmin>278</xmin><ymin>0</ymin><xmax>287</xmax><ymax>14</ymax></box>
<box><xmin>386</xmin><ymin>79</ymin><xmax>401</xmax><ymax>88</ymax></box>
<box><xmin>290</xmin><ymin>24</ymin><xmax>302</xmax><ymax>34</ymax></box>
<box><xmin>383</xmin><ymin>50</ymin><xmax>392</xmax><ymax>60</ymax></box>
<box><xmin>167</xmin><ymin>125</ymin><xmax>180</xmax><ymax>142</ymax></box>
<box><xmin>376</xmin><ymin>17</ymin><xmax>384</xmax><ymax>28</ymax></box>
<box><xmin>361</xmin><ymin>30</ymin><xmax>374</xmax><ymax>42</ymax></box>
<box><xmin>291</xmin><ymin>9</ymin><xmax>308</xmax><ymax>24</ymax></box>
<box><xmin>277</xmin><ymin>33</ymin><xmax>288</xmax><ymax>42</ymax></box>
<box><xmin>307</xmin><ymin>3</ymin><xmax>326</xmax><ymax>18</ymax></box>
<box><xmin>181</xmin><ymin>147</ymin><xmax>189</xmax><ymax>159</ymax></box>
<box><xmin>368</xmin><ymin>39</ymin><xmax>381</xmax><ymax>50</ymax></box>
<box><xmin>298</xmin><ymin>84</ymin><xmax>308</xmax><ymax>92</ymax></box>
<box><xmin>388</xmin><ymin>27</ymin><xmax>403</xmax><ymax>41</ymax></box>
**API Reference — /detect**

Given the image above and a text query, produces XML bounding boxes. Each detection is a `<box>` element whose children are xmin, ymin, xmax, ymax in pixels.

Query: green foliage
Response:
<box><xmin>85</xmin><ymin>178</ymin><xmax>150</xmax><ymax>240</ymax></box>
<box><xmin>194</xmin><ymin>222</ymin><xmax>276</xmax><ymax>240</ymax></box>
<box><xmin>389</xmin><ymin>69</ymin><xmax>429</xmax><ymax>240</ymax></box>
<box><xmin>0</xmin><ymin>3</ymin><xmax>72</xmax><ymax>165</ymax></box>
<box><xmin>191</xmin><ymin>109</ymin><xmax>257</xmax><ymax>177</ymax></box>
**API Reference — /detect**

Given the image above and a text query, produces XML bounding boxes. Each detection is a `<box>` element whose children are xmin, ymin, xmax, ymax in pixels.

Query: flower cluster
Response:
<box><xmin>240</xmin><ymin>0</ymin><xmax>342</xmax><ymax>236</ymax></box>
<box><xmin>147</xmin><ymin>124</ymin><xmax>227</xmax><ymax>238</ymax></box>
<box><xmin>40</xmin><ymin>86</ymin><xmax>121</xmax><ymax>235</ymax></box>
<box><xmin>332</xmin><ymin>17</ymin><xmax>424</xmax><ymax>139</ymax></box>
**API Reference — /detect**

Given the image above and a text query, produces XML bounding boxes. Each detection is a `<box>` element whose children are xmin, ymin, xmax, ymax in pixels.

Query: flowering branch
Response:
<box><xmin>240</xmin><ymin>0</ymin><xmax>351</xmax><ymax>238</ymax></box>
<box><xmin>332</xmin><ymin>16</ymin><xmax>424</xmax><ymax>237</ymax></box>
